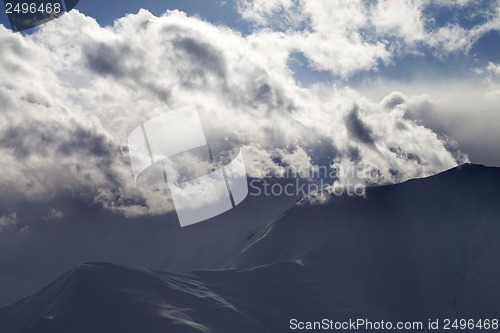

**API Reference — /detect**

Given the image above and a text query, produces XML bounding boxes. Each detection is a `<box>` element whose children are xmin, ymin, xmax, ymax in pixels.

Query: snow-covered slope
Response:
<box><xmin>1</xmin><ymin>164</ymin><xmax>499</xmax><ymax>332</ymax></box>
<box><xmin>0</xmin><ymin>261</ymin><xmax>325</xmax><ymax>333</ymax></box>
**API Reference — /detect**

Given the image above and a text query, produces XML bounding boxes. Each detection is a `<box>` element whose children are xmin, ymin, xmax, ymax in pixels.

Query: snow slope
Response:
<box><xmin>1</xmin><ymin>164</ymin><xmax>500</xmax><ymax>332</ymax></box>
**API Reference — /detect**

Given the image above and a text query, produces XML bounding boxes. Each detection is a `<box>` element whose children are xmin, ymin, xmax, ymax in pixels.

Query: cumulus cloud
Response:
<box><xmin>371</xmin><ymin>0</ymin><xmax>427</xmax><ymax>46</ymax></box>
<box><xmin>0</xmin><ymin>8</ymin><xmax>473</xmax><ymax>218</ymax></box>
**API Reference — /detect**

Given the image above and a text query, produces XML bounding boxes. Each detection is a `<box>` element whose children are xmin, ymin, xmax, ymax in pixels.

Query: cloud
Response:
<box><xmin>84</xmin><ymin>42</ymin><xmax>131</xmax><ymax>77</ymax></box>
<box><xmin>371</xmin><ymin>0</ymin><xmax>427</xmax><ymax>46</ymax></box>
<box><xmin>45</xmin><ymin>208</ymin><xmax>64</xmax><ymax>220</ymax></box>
<box><xmin>403</xmin><ymin>88</ymin><xmax>500</xmax><ymax>166</ymax></box>
<box><xmin>237</xmin><ymin>0</ymin><xmax>500</xmax><ymax>69</ymax></box>
<box><xmin>357</xmin><ymin>79</ymin><xmax>498</xmax><ymax>166</ymax></box>
<box><xmin>0</xmin><ymin>8</ymin><xmax>474</xmax><ymax>220</ymax></box>
<box><xmin>486</xmin><ymin>62</ymin><xmax>500</xmax><ymax>75</ymax></box>
<box><xmin>0</xmin><ymin>213</ymin><xmax>18</xmax><ymax>232</ymax></box>
<box><xmin>345</xmin><ymin>106</ymin><xmax>375</xmax><ymax>146</ymax></box>
<box><xmin>472</xmin><ymin>62</ymin><xmax>500</xmax><ymax>101</ymax></box>
<box><xmin>236</xmin><ymin>0</ymin><xmax>305</xmax><ymax>29</ymax></box>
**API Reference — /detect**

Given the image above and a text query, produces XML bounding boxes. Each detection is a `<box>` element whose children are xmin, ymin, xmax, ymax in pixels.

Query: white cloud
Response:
<box><xmin>239</xmin><ymin>0</ymin><xmax>391</xmax><ymax>76</ymax></box>
<box><xmin>236</xmin><ymin>0</ymin><xmax>304</xmax><ymax>28</ymax></box>
<box><xmin>371</xmin><ymin>0</ymin><xmax>427</xmax><ymax>46</ymax></box>
<box><xmin>472</xmin><ymin>62</ymin><xmax>500</xmax><ymax>99</ymax></box>
<box><xmin>486</xmin><ymin>62</ymin><xmax>500</xmax><ymax>75</ymax></box>
<box><xmin>237</xmin><ymin>0</ymin><xmax>500</xmax><ymax>68</ymax></box>
<box><xmin>428</xmin><ymin>15</ymin><xmax>500</xmax><ymax>55</ymax></box>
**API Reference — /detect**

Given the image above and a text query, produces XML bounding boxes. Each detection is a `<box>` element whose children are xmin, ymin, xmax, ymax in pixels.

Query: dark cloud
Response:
<box><xmin>170</xmin><ymin>36</ymin><xmax>228</xmax><ymax>90</ymax></box>
<box><xmin>347</xmin><ymin>146</ymin><xmax>362</xmax><ymax>163</ymax></box>
<box><xmin>0</xmin><ymin>118</ymin><xmax>111</xmax><ymax>160</ymax></box>
<box><xmin>255</xmin><ymin>83</ymin><xmax>272</xmax><ymax>103</ymax></box>
<box><xmin>382</xmin><ymin>92</ymin><xmax>406</xmax><ymax>110</ymax></box>
<box><xmin>58</xmin><ymin>123</ymin><xmax>112</xmax><ymax>158</ymax></box>
<box><xmin>389</xmin><ymin>146</ymin><xmax>422</xmax><ymax>164</ymax></box>
<box><xmin>345</xmin><ymin>106</ymin><xmax>375</xmax><ymax>145</ymax></box>
<box><xmin>83</xmin><ymin>39</ymin><xmax>171</xmax><ymax>101</ymax></box>
<box><xmin>172</xmin><ymin>37</ymin><xmax>226</xmax><ymax>79</ymax></box>
<box><xmin>242</xmin><ymin>72</ymin><xmax>296</xmax><ymax>114</ymax></box>
<box><xmin>0</xmin><ymin>90</ymin><xmax>14</xmax><ymax>108</ymax></box>
<box><xmin>306</xmin><ymin>136</ymin><xmax>338</xmax><ymax>167</ymax></box>
<box><xmin>84</xmin><ymin>42</ymin><xmax>131</xmax><ymax>77</ymax></box>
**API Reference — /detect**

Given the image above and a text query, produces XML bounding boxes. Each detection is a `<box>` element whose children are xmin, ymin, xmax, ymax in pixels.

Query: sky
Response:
<box><xmin>0</xmin><ymin>0</ymin><xmax>499</xmax><ymax>294</ymax></box>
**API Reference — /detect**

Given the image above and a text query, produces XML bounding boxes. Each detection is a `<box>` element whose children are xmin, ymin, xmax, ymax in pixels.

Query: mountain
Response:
<box><xmin>1</xmin><ymin>164</ymin><xmax>500</xmax><ymax>333</ymax></box>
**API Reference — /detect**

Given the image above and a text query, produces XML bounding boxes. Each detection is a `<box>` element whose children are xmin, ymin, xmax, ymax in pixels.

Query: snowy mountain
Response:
<box><xmin>1</xmin><ymin>164</ymin><xmax>500</xmax><ymax>332</ymax></box>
